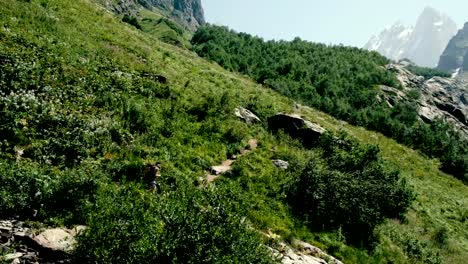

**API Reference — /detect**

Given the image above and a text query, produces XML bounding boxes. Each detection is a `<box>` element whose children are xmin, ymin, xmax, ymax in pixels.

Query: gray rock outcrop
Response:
<box><xmin>438</xmin><ymin>22</ymin><xmax>468</xmax><ymax>75</ymax></box>
<box><xmin>234</xmin><ymin>107</ymin><xmax>261</xmax><ymax>124</ymax></box>
<box><xmin>0</xmin><ymin>220</ymin><xmax>85</xmax><ymax>264</ymax></box>
<box><xmin>381</xmin><ymin>63</ymin><xmax>468</xmax><ymax>135</ymax></box>
<box><xmin>101</xmin><ymin>0</ymin><xmax>205</xmax><ymax>30</ymax></box>
<box><xmin>272</xmin><ymin>159</ymin><xmax>289</xmax><ymax>169</ymax></box>
<box><xmin>269</xmin><ymin>240</ymin><xmax>343</xmax><ymax>264</ymax></box>
<box><xmin>268</xmin><ymin>113</ymin><xmax>326</xmax><ymax>148</ymax></box>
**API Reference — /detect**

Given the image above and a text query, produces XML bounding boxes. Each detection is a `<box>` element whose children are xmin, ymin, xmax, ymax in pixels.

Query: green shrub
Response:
<box><xmin>406</xmin><ymin>65</ymin><xmax>451</xmax><ymax>80</ymax></box>
<box><xmin>0</xmin><ymin>161</ymin><xmax>104</xmax><ymax>224</ymax></box>
<box><xmin>286</xmin><ymin>133</ymin><xmax>414</xmax><ymax>246</ymax></box>
<box><xmin>75</xmin><ymin>183</ymin><xmax>275</xmax><ymax>263</ymax></box>
<box><xmin>122</xmin><ymin>15</ymin><xmax>142</xmax><ymax>30</ymax></box>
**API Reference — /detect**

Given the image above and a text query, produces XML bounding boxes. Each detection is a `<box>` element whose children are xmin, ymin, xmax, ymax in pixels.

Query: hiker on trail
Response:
<box><xmin>146</xmin><ymin>162</ymin><xmax>162</xmax><ymax>193</ymax></box>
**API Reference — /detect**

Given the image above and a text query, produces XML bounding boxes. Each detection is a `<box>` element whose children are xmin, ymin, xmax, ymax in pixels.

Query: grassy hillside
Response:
<box><xmin>191</xmin><ymin>25</ymin><xmax>468</xmax><ymax>183</ymax></box>
<box><xmin>0</xmin><ymin>0</ymin><xmax>467</xmax><ymax>263</ymax></box>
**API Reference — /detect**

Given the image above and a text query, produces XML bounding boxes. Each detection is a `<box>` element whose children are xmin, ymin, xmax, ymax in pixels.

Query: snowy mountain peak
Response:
<box><xmin>364</xmin><ymin>23</ymin><xmax>413</xmax><ymax>60</ymax></box>
<box><xmin>364</xmin><ymin>7</ymin><xmax>457</xmax><ymax>67</ymax></box>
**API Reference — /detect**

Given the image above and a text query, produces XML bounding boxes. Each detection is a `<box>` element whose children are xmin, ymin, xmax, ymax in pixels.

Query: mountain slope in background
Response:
<box><xmin>100</xmin><ymin>0</ymin><xmax>205</xmax><ymax>30</ymax></box>
<box><xmin>1</xmin><ymin>1</ymin><xmax>468</xmax><ymax>263</ymax></box>
<box><xmin>438</xmin><ymin>22</ymin><xmax>468</xmax><ymax>75</ymax></box>
<box><xmin>365</xmin><ymin>7</ymin><xmax>457</xmax><ymax>67</ymax></box>
<box><xmin>364</xmin><ymin>22</ymin><xmax>413</xmax><ymax>61</ymax></box>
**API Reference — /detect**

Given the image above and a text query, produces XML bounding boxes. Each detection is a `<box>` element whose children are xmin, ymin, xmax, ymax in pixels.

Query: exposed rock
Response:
<box><xmin>1</xmin><ymin>220</ymin><xmax>84</xmax><ymax>263</ymax></box>
<box><xmin>69</xmin><ymin>225</ymin><xmax>87</xmax><ymax>237</ymax></box>
<box><xmin>268</xmin><ymin>113</ymin><xmax>326</xmax><ymax>148</ymax></box>
<box><xmin>33</xmin><ymin>228</ymin><xmax>76</xmax><ymax>253</ymax></box>
<box><xmin>210</xmin><ymin>159</ymin><xmax>235</xmax><ymax>176</ymax></box>
<box><xmin>269</xmin><ymin>240</ymin><xmax>343</xmax><ymax>264</ymax></box>
<box><xmin>438</xmin><ymin>22</ymin><xmax>468</xmax><ymax>74</ymax></box>
<box><xmin>234</xmin><ymin>107</ymin><xmax>261</xmax><ymax>124</ymax></box>
<box><xmin>4</xmin><ymin>253</ymin><xmax>24</xmax><ymax>260</ymax></box>
<box><xmin>382</xmin><ymin>63</ymin><xmax>468</xmax><ymax>135</ymax></box>
<box><xmin>272</xmin><ymin>159</ymin><xmax>289</xmax><ymax>169</ymax></box>
<box><xmin>386</xmin><ymin>64</ymin><xmax>424</xmax><ymax>89</ymax></box>
<box><xmin>100</xmin><ymin>0</ymin><xmax>205</xmax><ymax>31</ymax></box>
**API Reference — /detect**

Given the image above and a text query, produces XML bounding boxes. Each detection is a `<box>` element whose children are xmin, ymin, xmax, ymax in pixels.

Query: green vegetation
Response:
<box><xmin>137</xmin><ymin>8</ymin><xmax>192</xmax><ymax>48</ymax></box>
<box><xmin>406</xmin><ymin>65</ymin><xmax>451</xmax><ymax>80</ymax></box>
<box><xmin>122</xmin><ymin>14</ymin><xmax>142</xmax><ymax>30</ymax></box>
<box><xmin>191</xmin><ymin>25</ymin><xmax>468</xmax><ymax>183</ymax></box>
<box><xmin>286</xmin><ymin>133</ymin><xmax>414</xmax><ymax>246</ymax></box>
<box><xmin>0</xmin><ymin>0</ymin><xmax>467</xmax><ymax>263</ymax></box>
<box><xmin>75</xmin><ymin>183</ymin><xmax>275</xmax><ymax>263</ymax></box>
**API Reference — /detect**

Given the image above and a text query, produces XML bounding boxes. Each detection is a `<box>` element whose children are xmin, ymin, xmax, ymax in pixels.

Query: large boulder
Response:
<box><xmin>0</xmin><ymin>220</ymin><xmax>86</xmax><ymax>263</ymax></box>
<box><xmin>268</xmin><ymin>113</ymin><xmax>326</xmax><ymax>148</ymax></box>
<box><xmin>33</xmin><ymin>228</ymin><xmax>77</xmax><ymax>253</ymax></box>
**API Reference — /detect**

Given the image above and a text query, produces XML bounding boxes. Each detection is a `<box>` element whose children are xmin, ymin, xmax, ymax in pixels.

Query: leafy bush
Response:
<box><xmin>122</xmin><ymin>14</ymin><xmax>142</xmax><ymax>30</ymax></box>
<box><xmin>0</xmin><ymin>161</ymin><xmax>103</xmax><ymax>224</ymax></box>
<box><xmin>286</xmin><ymin>134</ymin><xmax>414</xmax><ymax>245</ymax></box>
<box><xmin>406</xmin><ymin>65</ymin><xmax>451</xmax><ymax>80</ymax></box>
<box><xmin>75</xmin><ymin>183</ymin><xmax>275</xmax><ymax>263</ymax></box>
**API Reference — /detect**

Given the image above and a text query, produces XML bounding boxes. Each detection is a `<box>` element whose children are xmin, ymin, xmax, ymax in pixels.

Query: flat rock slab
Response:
<box><xmin>33</xmin><ymin>228</ymin><xmax>76</xmax><ymax>252</ymax></box>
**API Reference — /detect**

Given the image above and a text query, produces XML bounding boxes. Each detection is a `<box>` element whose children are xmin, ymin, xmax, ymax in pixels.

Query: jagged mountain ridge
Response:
<box><xmin>365</xmin><ymin>7</ymin><xmax>457</xmax><ymax>67</ymax></box>
<box><xmin>438</xmin><ymin>22</ymin><xmax>468</xmax><ymax>75</ymax></box>
<box><xmin>365</xmin><ymin>22</ymin><xmax>413</xmax><ymax>61</ymax></box>
<box><xmin>100</xmin><ymin>0</ymin><xmax>205</xmax><ymax>30</ymax></box>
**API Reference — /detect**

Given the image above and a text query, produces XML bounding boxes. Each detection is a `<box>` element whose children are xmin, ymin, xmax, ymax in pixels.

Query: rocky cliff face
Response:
<box><xmin>365</xmin><ymin>7</ymin><xmax>457</xmax><ymax>67</ymax></box>
<box><xmin>438</xmin><ymin>22</ymin><xmax>468</xmax><ymax>74</ymax></box>
<box><xmin>101</xmin><ymin>0</ymin><xmax>205</xmax><ymax>30</ymax></box>
<box><xmin>381</xmin><ymin>63</ymin><xmax>468</xmax><ymax>135</ymax></box>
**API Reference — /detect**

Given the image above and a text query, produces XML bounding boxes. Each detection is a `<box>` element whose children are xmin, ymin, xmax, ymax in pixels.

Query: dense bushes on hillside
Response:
<box><xmin>76</xmin><ymin>183</ymin><xmax>275</xmax><ymax>263</ymax></box>
<box><xmin>406</xmin><ymin>64</ymin><xmax>451</xmax><ymax>80</ymax></box>
<box><xmin>2</xmin><ymin>0</ymin><xmax>467</xmax><ymax>262</ymax></box>
<box><xmin>286</xmin><ymin>133</ymin><xmax>414</xmax><ymax>246</ymax></box>
<box><xmin>191</xmin><ymin>25</ymin><xmax>468</xmax><ymax>183</ymax></box>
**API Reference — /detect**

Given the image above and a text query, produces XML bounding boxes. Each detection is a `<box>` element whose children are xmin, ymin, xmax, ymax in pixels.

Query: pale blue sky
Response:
<box><xmin>201</xmin><ymin>0</ymin><xmax>468</xmax><ymax>47</ymax></box>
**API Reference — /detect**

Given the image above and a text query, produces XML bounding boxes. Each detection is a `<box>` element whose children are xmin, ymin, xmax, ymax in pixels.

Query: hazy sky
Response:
<box><xmin>202</xmin><ymin>0</ymin><xmax>468</xmax><ymax>47</ymax></box>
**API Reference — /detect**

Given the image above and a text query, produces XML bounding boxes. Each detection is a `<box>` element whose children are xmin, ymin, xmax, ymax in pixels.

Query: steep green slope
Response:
<box><xmin>191</xmin><ymin>25</ymin><xmax>468</xmax><ymax>183</ymax></box>
<box><xmin>0</xmin><ymin>0</ymin><xmax>467</xmax><ymax>263</ymax></box>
